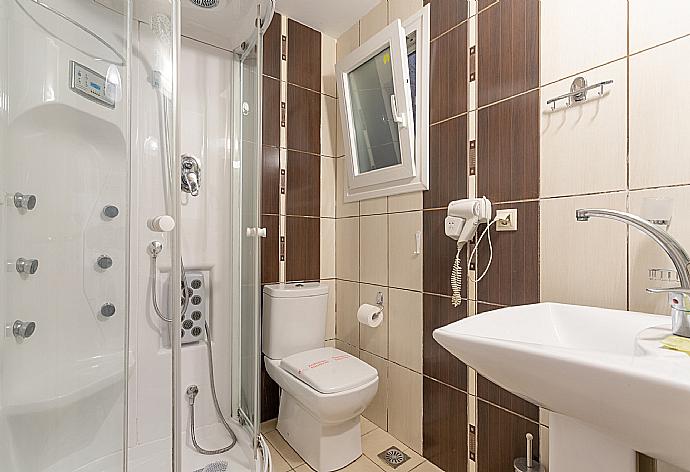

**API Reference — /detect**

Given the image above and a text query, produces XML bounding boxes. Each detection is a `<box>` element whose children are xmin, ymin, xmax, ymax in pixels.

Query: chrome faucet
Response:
<box><xmin>576</xmin><ymin>208</ymin><xmax>690</xmax><ymax>337</ymax></box>
<box><xmin>181</xmin><ymin>154</ymin><xmax>201</xmax><ymax>197</ymax></box>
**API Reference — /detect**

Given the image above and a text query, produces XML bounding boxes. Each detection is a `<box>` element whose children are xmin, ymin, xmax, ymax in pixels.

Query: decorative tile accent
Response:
<box><xmin>423</xmin><ymin>293</ymin><xmax>468</xmax><ymax>390</ymax></box>
<box><xmin>476</xmin><ymin>201</ymin><xmax>540</xmax><ymax>306</ymax></box>
<box><xmin>261</xmin><ymin>215</ymin><xmax>279</xmax><ymax>284</ymax></box>
<box><xmin>423</xmin><ymin>377</ymin><xmax>468</xmax><ymax>472</ymax></box>
<box><xmin>477</xmin><ymin>91</ymin><xmax>539</xmax><ymax>204</ymax></box>
<box><xmin>476</xmin><ymin>400</ymin><xmax>539</xmax><ymax>472</ymax></box>
<box><xmin>424</xmin><ymin>210</ymin><xmax>465</xmax><ymax>297</ymax></box>
<box><xmin>430</xmin><ymin>22</ymin><xmax>468</xmax><ymax>123</ymax></box>
<box><xmin>477</xmin><ymin>0</ymin><xmax>539</xmax><ymax>107</ymax></box>
<box><xmin>286</xmin><ymin>151</ymin><xmax>320</xmax><ymax>217</ymax></box>
<box><xmin>287</xmin><ymin>84</ymin><xmax>321</xmax><ymax>155</ymax></box>
<box><xmin>425</xmin><ymin>114</ymin><xmax>468</xmax><ymax>209</ymax></box>
<box><xmin>287</xmin><ymin>19</ymin><xmax>321</xmax><ymax>92</ymax></box>
<box><xmin>263</xmin><ymin>76</ymin><xmax>281</xmax><ymax>148</ymax></box>
<box><xmin>285</xmin><ymin>216</ymin><xmax>320</xmax><ymax>282</ymax></box>
<box><xmin>262</xmin><ymin>146</ymin><xmax>280</xmax><ymax>215</ymax></box>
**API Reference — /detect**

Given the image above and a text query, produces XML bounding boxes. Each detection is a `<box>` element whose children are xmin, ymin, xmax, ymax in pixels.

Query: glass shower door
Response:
<box><xmin>0</xmin><ymin>0</ymin><xmax>132</xmax><ymax>471</ymax></box>
<box><xmin>236</xmin><ymin>16</ymin><xmax>263</xmax><ymax>449</ymax></box>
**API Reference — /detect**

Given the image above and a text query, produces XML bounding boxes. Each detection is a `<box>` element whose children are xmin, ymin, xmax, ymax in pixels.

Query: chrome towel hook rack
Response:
<box><xmin>546</xmin><ymin>76</ymin><xmax>613</xmax><ymax>110</ymax></box>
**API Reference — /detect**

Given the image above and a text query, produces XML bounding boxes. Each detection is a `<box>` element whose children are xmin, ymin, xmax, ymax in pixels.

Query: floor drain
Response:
<box><xmin>378</xmin><ymin>446</ymin><xmax>410</xmax><ymax>468</ymax></box>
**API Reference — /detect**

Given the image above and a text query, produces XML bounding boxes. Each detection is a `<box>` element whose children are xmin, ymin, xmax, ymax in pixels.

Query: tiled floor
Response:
<box><xmin>261</xmin><ymin>417</ymin><xmax>441</xmax><ymax>472</ymax></box>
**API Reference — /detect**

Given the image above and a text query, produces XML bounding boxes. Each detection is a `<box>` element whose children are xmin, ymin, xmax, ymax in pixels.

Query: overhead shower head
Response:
<box><xmin>188</xmin><ymin>0</ymin><xmax>219</xmax><ymax>8</ymax></box>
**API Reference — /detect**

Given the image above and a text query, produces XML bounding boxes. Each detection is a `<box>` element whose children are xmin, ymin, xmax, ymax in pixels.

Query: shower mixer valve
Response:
<box><xmin>181</xmin><ymin>154</ymin><xmax>201</xmax><ymax>197</ymax></box>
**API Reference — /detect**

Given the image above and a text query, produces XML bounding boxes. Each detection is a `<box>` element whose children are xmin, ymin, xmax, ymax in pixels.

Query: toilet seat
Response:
<box><xmin>280</xmin><ymin>347</ymin><xmax>378</xmax><ymax>394</ymax></box>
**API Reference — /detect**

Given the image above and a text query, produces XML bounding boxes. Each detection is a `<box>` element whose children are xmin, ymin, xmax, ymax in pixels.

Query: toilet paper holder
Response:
<box><xmin>376</xmin><ymin>291</ymin><xmax>384</xmax><ymax>308</ymax></box>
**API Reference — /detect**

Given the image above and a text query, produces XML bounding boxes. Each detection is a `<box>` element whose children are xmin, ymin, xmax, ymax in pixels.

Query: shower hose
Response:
<box><xmin>151</xmin><ymin>253</ymin><xmax>238</xmax><ymax>455</ymax></box>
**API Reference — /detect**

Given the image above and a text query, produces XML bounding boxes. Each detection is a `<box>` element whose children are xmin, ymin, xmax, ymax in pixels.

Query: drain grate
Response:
<box><xmin>378</xmin><ymin>446</ymin><xmax>410</xmax><ymax>469</ymax></box>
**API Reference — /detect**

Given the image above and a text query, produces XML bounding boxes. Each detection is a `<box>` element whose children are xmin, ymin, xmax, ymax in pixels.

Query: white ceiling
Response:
<box><xmin>275</xmin><ymin>0</ymin><xmax>380</xmax><ymax>38</ymax></box>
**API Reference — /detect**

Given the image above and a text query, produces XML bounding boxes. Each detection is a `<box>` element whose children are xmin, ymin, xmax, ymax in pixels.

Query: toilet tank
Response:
<box><xmin>262</xmin><ymin>282</ymin><xmax>329</xmax><ymax>360</ymax></box>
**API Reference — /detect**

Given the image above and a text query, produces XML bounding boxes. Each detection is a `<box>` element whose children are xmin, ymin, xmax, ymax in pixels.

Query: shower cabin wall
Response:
<box><xmin>129</xmin><ymin>23</ymin><xmax>236</xmax><ymax>447</ymax></box>
<box><xmin>0</xmin><ymin>0</ymin><xmax>129</xmax><ymax>471</ymax></box>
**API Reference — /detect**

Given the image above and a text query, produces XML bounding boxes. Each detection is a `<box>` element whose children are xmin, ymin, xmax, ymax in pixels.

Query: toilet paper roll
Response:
<box><xmin>357</xmin><ymin>304</ymin><xmax>383</xmax><ymax>328</ymax></box>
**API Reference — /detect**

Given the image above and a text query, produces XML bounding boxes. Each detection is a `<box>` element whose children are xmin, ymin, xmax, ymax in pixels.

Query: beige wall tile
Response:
<box><xmin>388</xmin><ymin>363</ymin><xmax>423</xmax><ymax>453</ymax></box>
<box><xmin>336</xmin><ymin>99</ymin><xmax>346</xmax><ymax>158</ymax></box>
<box><xmin>388</xmin><ymin>191</ymin><xmax>423</xmax><ymax>212</ymax></box>
<box><xmin>629</xmin><ymin>186</ymin><xmax>690</xmax><ymax>315</ymax></box>
<box><xmin>322</xmin><ymin>34</ymin><xmax>337</xmax><ymax>97</ymax></box>
<box><xmin>337</xmin><ymin>23</ymin><xmax>360</xmax><ymax>63</ymax></box>
<box><xmin>540</xmin><ymin>0</ymin><xmax>627</xmax><ymax>85</ymax></box>
<box><xmin>360</xmin><ymin>1</ymin><xmax>389</xmax><ymax>44</ymax></box>
<box><xmin>540</xmin><ymin>192</ymin><xmax>628</xmax><ymax>310</ymax></box>
<box><xmin>336</xmin><ymin>216</ymin><xmax>359</xmax><ymax>280</ymax></box>
<box><xmin>360</xmin><ymin>214</ymin><xmax>389</xmax><ymax>285</ymax></box>
<box><xmin>337</xmin><ymin>158</ymin><xmax>359</xmax><ymax>217</ymax></box>
<box><xmin>540</xmin><ymin>425</ymin><xmax>550</xmax><ymax>470</ymax></box>
<box><xmin>323</xmin><ymin>279</ymin><xmax>337</xmax><ymax>340</ymax></box>
<box><xmin>630</xmin><ymin>1</ymin><xmax>690</xmax><ymax>54</ymax></box>
<box><xmin>321</xmin><ymin>218</ymin><xmax>336</xmax><ymax>279</ymax></box>
<box><xmin>388</xmin><ymin>288</ymin><xmax>422</xmax><ymax>372</ymax></box>
<box><xmin>336</xmin><ymin>339</ymin><xmax>359</xmax><ymax>356</ymax></box>
<box><xmin>388</xmin><ymin>211</ymin><xmax>423</xmax><ymax>291</ymax></box>
<box><xmin>359</xmin><ymin>351</ymin><xmax>388</xmax><ymax>429</ymax></box>
<box><xmin>336</xmin><ymin>280</ymin><xmax>360</xmax><ymax>348</ymax></box>
<box><xmin>540</xmin><ymin>60</ymin><xmax>627</xmax><ymax>197</ymax></box>
<box><xmin>658</xmin><ymin>461</ymin><xmax>690</xmax><ymax>472</ymax></box>
<box><xmin>321</xmin><ymin>157</ymin><xmax>336</xmax><ymax>218</ymax></box>
<box><xmin>388</xmin><ymin>0</ymin><xmax>423</xmax><ymax>22</ymax></box>
<box><xmin>321</xmin><ymin>94</ymin><xmax>338</xmax><ymax>157</ymax></box>
<box><xmin>360</xmin><ymin>197</ymin><xmax>388</xmax><ymax>215</ymax></box>
<box><xmin>630</xmin><ymin>37</ymin><xmax>690</xmax><ymax>189</ymax></box>
<box><xmin>359</xmin><ymin>284</ymin><xmax>389</xmax><ymax>358</ymax></box>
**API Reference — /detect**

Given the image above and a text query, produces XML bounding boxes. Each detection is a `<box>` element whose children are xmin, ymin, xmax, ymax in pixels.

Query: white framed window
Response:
<box><xmin>336</xmin><ymin>6</ymin><xmax>431</xmax><ymax>202</ymax></box>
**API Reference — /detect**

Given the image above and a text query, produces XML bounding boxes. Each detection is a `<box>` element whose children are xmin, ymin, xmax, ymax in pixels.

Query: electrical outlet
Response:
<box><xmin>496</xmin><ymin>209</ymin><xmax>518</xmax><ymax>231</ymax></box>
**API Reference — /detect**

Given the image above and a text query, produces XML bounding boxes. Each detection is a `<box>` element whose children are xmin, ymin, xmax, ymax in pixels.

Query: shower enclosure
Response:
<box><xmin>0</xmin><ymin>0</ymin><xmax>270</xmax><ymax>471</ymax></box>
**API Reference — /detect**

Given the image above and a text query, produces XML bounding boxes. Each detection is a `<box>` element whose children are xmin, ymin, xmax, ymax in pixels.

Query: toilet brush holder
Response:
<box><xmin>514</xmin><ymin>433</ymin><xmax>545</xmax><ymax>472</ymax></box>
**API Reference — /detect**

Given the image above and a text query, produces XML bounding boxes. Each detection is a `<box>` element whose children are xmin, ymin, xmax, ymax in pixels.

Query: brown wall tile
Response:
<box><xmin>477</xmin><ymin>0</ymin><xmax>539</xmax><ymax>107</ymax></box>
<box><xmin>261</xmin><ymin>215</ymin><xmax>279</xmax><ymax>284</ymax></box>
<box><xmin>428</xmin><ymin>0</ymin><xmax>468</xmax><ymax>39</ymax></box>
<box><xmin>261</xmin><ymin>355</ymin><xmax>280</xmax><ymax>421</ymax></box>
<box><xmin>262</xmin><ymin>146</ymin><xmax>280</xmax><ymax>215</ymax></box>
<box><xmin>263</xmin><ymin>76</ymin><xmax>281</xmax><ymax>148</ymax></box>
<box><xmin>425</xmin><ymin>114</ymin><xmax>468</xmax><ymax>209</ymax></box>
<box><xmin>476</xmin><ymin>201</ymin><xmax>539</xmax><ymax>306</ymax></box>
<box><xmin>477</xmin><ymin>375</ymin><xmax>539</xmax><ymax>421</ymax></box>
<box><xmin>263</xmin><ymin>12</ymin><xmax>282</xmax><ymax>80</ymax></box>
<box><xmin>430</xmin><ymin>22</ymin><xmax>468</xmax><ymax>123</ymax></box>
<box><xmin>478</xmin><ymin>0</ymin><xmax>495</xmax><ymax>10</ymax></box>
<box><xmin>288</xmin><ymin>19</ymin><xmax>322</xmax><ymax>92</ymax></box>
<box><xmin>423</xmin><ymin>293</ymin><xmax>468</xmax><ymax>390</ymax></box>
<box><xmin>477</xmin><ymin>91</ymin><xmax>539</xmax><ymax>203</ymax></box>
<box><xmin>286</xmin><ymin>151</ymin><xmax>320</xmax><ymax>217</ymax></box>
<box><xmin>423</xmin><ymin>377</ymin><xmax>468</xmax><ymax>472</ymax></box>
<box><xmin>286</xmin><ymin>216</ymin><xmax>320</xmax><ymax>282</ymax></box>
<box><xmin>477</xmin><ymin>400</ymin><xmax>539</xmax><ymax>472</ymax></box>
<box><xmin>424</xmin><ymin>209</ymin><xmax>467</xmax><ymax>297</ymax></box>
<box><xmin>287</xmin><ymin>84</ymin><xmax>321</xmax><ymax>155</ymax></box>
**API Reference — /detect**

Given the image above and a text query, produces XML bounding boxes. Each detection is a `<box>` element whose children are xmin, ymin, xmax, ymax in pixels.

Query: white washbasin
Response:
<box><xmin>433</xmin><ymin>303</ymin><xmax>690</xmax><ymax>471</ymax></box>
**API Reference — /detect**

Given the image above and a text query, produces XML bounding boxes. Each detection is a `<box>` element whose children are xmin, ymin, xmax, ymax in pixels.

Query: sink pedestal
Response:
<box><xmin>550</xmin><ymin>413</ymin><xmax>636</xmax><ymax>472</ymax></box>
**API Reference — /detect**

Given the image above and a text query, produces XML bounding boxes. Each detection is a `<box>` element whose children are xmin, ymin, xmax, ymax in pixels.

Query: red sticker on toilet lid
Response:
<box><xmin>281</xmin><ymin>347</ymin><xmax>378</xmax><ymax>394</ymax></box>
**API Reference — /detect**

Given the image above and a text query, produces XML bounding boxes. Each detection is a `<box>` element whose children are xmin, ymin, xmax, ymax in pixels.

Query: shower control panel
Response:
<box><xmin>181</xmin><ymin>271</ymin><xmax>207</xmax><ymax>344</ymax></box>
<box><xmin>69</xmin><ymin>61</ymin><xmax>115</xmax><ymax>109</ymax></box>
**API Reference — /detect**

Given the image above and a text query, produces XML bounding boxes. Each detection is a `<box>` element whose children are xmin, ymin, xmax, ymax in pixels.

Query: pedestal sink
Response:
<box><xmin>433</xmin><ymin>303</ymin><xmax>690</xmax><ymax>472</ymax></box>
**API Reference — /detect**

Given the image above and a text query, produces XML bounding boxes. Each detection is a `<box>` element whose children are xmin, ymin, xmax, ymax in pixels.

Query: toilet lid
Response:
<box><xmin>280</xmin><ymin>347</ymin><xmax>378</xmax><ymax>394</ymax></box>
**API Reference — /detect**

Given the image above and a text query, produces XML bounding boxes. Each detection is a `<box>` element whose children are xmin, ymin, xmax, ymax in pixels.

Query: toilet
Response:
<box><xmin>262</xmin><ymin>283</ymin><xmax>379</xmax><ymax>472</ymax></box>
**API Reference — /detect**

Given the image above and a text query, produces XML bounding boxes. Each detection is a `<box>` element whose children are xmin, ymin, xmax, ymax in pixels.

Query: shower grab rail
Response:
<box><xmin>546</xmin><ymin>78</ymin><xmax>613</xmax><ymax>110</ymax></box>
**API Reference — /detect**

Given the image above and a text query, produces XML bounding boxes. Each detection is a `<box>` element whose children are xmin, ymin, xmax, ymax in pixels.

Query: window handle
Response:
<box><xmin>390</xmin><ymin>94</ymin><xmax>407</xmax><ymax>128</ymax></box>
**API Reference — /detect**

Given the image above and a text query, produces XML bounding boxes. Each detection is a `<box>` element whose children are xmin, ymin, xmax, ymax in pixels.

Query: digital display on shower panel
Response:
<box><xmin>69</xmin><ymin>60</ymin><xmax>115</xmax><ymax>109</ymax></box>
